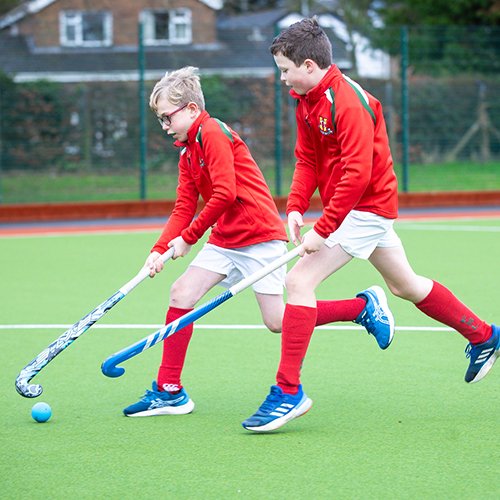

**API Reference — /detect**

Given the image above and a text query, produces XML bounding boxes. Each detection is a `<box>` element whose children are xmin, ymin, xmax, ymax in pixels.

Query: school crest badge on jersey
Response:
<box><xmin>319</xmin><ymin>116</ymin><xmax>333</xmax><ymax>136</ymax></box>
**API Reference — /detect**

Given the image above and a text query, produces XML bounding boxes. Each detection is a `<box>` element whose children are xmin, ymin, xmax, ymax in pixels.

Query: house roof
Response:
<box><xmin>0</xmin><ymin>0</ymin><xmax>56</xmax><ymax>30</ymax></box>
<box><xmin>0</xmin><ymin>36</ymin><xmax>286</xmax><ymax>83</ymax></box>
<box><xmin>217</xmin><ymin>10</ymin><xmax>351</xmax><ymax>69</ymax></box>
<box><xmin>217</xmin><ymin>8</ymin><xmax>291</xmax><ymax>29</ymax></box>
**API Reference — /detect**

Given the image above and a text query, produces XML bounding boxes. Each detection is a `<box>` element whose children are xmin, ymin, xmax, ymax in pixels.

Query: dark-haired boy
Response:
<box><xmin>242</xmin><ymin>18</ymin><xmax>499</xmax><ymax>432</ymax></box>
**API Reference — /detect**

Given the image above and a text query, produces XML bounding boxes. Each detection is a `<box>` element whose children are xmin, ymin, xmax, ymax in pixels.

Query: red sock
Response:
<box><xmin>157</xmin><ymin>307</ymin><xmax>194</xmax><ymax>392</ymax></box>
<box><xmin>277</xmin><ymin>304</ymin><xmax>317</xmax><ymax>394</ymax></box>
<box><xmin>415</xmin><ymin>280</ymin><xmax>492</xmax><ymax>344</ymax></box>
<box><xmin>316</xmin><ymin>298</ymin><xmax>366</xmax><ymax>325</ymax></box>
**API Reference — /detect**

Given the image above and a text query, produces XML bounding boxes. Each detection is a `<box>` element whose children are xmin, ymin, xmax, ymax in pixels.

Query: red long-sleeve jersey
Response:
<box><xmin>152</xmin><ymin>110</ymin><xmax>287</xmax><ymax>254</ymax></box>
<box><xmin>287</xmin><ymin>65</ymin><xmax>398</xmax><ymax>239</ymax></box>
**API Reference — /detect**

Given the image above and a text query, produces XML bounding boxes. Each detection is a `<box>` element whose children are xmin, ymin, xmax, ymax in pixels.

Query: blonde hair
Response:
<box><xmin>149</xmin><ymin>66</ymin><xmax>205</xmax><ymax>113</ymax></box>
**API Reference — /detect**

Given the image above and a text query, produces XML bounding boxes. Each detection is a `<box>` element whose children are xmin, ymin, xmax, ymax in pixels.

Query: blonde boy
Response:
<box><xmin>123</xmin><ymin>66</ymin><xmax>289</xmax><ymax>416</ymax></box>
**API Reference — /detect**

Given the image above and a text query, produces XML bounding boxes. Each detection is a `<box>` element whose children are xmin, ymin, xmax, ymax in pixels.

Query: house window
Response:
<box><xmin>141</xmin><ymin>9</ymin><xmax>192</xmax><ymax>45</ymax></box>
<box><xmin>60</xmin><ymin>11</ymin><xmax>113</xmax><ymax>47</ymax></box>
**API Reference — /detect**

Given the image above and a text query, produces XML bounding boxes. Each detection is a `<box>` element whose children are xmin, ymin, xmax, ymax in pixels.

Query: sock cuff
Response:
<box><xmin>414</xmin><ymin>280</ymin><xmax>439</xmax><ymax>308</ymax></box>
<box><xmin>283</xmin><ymin>303</ymin><xmax>317</xmax><ymax>330</ymax></box>
<box><xmin>285</xmin><ymin>303</ymin><xmax>317</xmax><ymax>314</ymax></box>
<box><xmin>167</xmin><ymin>306</ymin><xmax>194</xmax><ymax>317</ymax></box>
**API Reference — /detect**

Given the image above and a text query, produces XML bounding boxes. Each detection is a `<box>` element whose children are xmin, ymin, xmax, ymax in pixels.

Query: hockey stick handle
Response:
<box><xmin>120</xmin><ymin>247</ymin><xmax>175</xmax><ymax>295</ymax></box>
<box><xmin>101</xmin><ymin>245</ymin><xmax>303</xmax><ymax>378</ymax></box>
<box><xmin>15</xmin><ymin>248</ymin><xmax>174</xmax><ymax>398</ymax></box>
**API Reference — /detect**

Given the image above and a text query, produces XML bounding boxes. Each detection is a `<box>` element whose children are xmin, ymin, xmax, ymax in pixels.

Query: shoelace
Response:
<box><xmin>358</xmin><ymin>313</ymin><xmax>376</xmax><ymax>335</ymax></box>
<box><xmin>258</xmin><ymin>392</ymin><xmax>282</xmax><ymax>413</ymax></box>
<box><xmin>465</xmin><ymin>343</ymin><xmax>474</xmax><ymax>358</ymax></box>
<box><xmin>142</xmin><ymin>389</ymin><xmax>160</xmax><ymax>401</ymax></box>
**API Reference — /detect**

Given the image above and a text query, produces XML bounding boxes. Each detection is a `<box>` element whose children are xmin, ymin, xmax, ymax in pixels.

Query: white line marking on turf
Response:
<box><xmin>394</xmin><ymin>223</ymin><xmax>500</xmax><ymax>232</ymax></box>
<box><xmin>0</xmin><ymin>324</ymin><xmax>454</xmax><ymax>331</ymax></box>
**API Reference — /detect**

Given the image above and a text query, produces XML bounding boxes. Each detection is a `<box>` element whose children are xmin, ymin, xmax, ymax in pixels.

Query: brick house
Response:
<box><xmin>1</xmin><ymin>0</ymin><xmax>221</xmax><ymax>47</ymax></box>
<box><xmin>0</xmin><ymin>0</ymin><xmax>231</xmax><ymax>82</ymax></box>
<box><xmin>0</xmin><ymin>0</ymin><xmax>389</xmax><ymax>82</ymax></box>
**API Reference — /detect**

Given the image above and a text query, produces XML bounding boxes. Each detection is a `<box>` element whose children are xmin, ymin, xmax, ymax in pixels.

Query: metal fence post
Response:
<box><xmin>138</xmin><ymin>21</ymin><xmax>147</xmax><ymax>200</ymax></box>
<box><xmin>401</xmin><ymin>26</ymin><xmax>410</xmax><ymax>192</ymax></box>
<box><xmin>0</xmin><ymin>81</ymin><xmax>3</xmax><ymax>204</ymax></box>
<box><xmin>274</xmin><ymin>25</ymin><xmax>282</xmax><ymax>196</ymax></box>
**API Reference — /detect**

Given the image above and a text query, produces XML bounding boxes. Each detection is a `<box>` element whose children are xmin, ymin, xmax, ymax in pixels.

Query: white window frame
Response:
<box><xmin>140</xmin><ymin>9</ymin><xmax>192</xmax><ymax>46</ymax></box>
<box><xmin>59</xmin><ymin>10</ymin><xmax>113</xmax><ymax>47</ymax></box>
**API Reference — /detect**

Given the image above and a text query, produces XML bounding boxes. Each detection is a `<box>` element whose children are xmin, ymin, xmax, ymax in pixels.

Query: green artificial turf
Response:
<box><xmin>1</xmin><ymin>219</ymin><xmax>500</xmax><ymax>499</ymax></box>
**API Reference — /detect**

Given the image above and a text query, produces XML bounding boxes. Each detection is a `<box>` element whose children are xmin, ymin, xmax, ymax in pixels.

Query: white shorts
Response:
<box><xmin>189</xmin><ymin>240</ymin><xmax>288</xmax><ymax>294</ymax></box>
<box><xmin>324</xmin><ymin>210</ymin><xmax>402</xmax><ymax>260</ymax></box>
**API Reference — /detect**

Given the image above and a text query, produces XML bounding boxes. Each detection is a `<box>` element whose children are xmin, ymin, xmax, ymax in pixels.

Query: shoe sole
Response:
<box><xmin>124</xmin><ymin>398</ymin><xmax>195</xmax><ymax>417</ymax></box>
<box><xmin>243</xmin><ymin>397</ymin><xmax>313</xmax><ymax>432</ymax></box>
<box><xmin>467</xmin><ymin>348</ymin><xmax>500</xmax><ymax>383</ymax></box>
<box><xmin>368</xmin><ymin>285</ymin><xmax>395</xmax><ymax>349</ymax></box>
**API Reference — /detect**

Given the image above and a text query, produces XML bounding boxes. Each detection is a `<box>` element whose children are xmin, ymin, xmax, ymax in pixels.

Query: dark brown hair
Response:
<box><xmin>269</xmin><ymin>17</ymin><xmax>332</xmax><ymax>69</ymax></box>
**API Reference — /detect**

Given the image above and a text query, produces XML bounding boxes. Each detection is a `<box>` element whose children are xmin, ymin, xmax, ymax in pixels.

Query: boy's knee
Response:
<box><xmin>385</xmin><ymin>281</ymin><xmax>411</xmax><ymax>300</ymax></box>
<box><xmin>284</xmin><ymin>272</ymin><xmax>301</xmax><ymax>294</ymax></box>
<box><xmin>387</xmin><ymin>283</ymin><xmax>420</xmax><ymax>303</ymax></box>
<box><xmin>385</xmin><ymin>283</ymin><xmax>402</xmax><ymax>298</ymax></box>
<box><xmin>386</xmin><ymin>275</ymin><xmax>432</xmax><ymax>303</ymax></box>
<box><xmin>169</xmin><ymin>280</ymin><xmax>196</xmax><ymax>308</ymax></box>
<box><xmin>265</xmin><ymin>320</ymin><xmax>282</xmax><ymax>334</ymax></box>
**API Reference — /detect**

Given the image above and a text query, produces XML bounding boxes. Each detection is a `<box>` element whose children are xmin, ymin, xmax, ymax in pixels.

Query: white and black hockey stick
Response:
<box><xmin>15</xmin><ymin>248</ymin><xmax>175</xmax><ymax>398</ymax></box>
<box><xmin>101</xmin><ymin>245</ymin><xmax>303</xmax><ymax>378</ymax></box>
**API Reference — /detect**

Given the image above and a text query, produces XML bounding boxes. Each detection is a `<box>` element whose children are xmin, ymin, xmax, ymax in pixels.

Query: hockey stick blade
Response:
<box><xmin>101</xmin><ymin>245</ymin><xmax>302</xmax><ymax>378</ymax></box>
<box><xmin>15</xmin><ymin>248</ymin><xmax>174</xmax><ymax>398</ymax></box>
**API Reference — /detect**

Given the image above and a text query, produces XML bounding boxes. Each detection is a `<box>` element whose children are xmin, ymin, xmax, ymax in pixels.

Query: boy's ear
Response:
<box><xmin>187</xmin><ymin>102</ymin><xmax>200</xmax><ymax>117</ymax></box>
<box><xmin>304</xmin><ymin>59</ymin><xmax>316</xmax><ymax>73</ymax></box>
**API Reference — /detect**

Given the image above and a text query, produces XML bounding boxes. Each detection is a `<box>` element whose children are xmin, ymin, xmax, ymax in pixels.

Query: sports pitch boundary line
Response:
<box><xmin>0</xmin><ymin>324</ymin><xmax>454</xmax><ymax>332</ymax></box>
<box><xmin>1</xmin><ymin>208</ymin><xmax>500</xmax><ymax>238</ymax></box>
<box><xmin>394</xmin><ymin>223</ymin><xmax>500</xmax><ymax>232</ymax></box>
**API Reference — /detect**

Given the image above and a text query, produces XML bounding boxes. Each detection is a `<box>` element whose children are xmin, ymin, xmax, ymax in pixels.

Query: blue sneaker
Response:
<box><xmin>123</xmin><ymin>381</ymin><xmax>194</xmax><ymax>417</ymax></box>
<box><xmin>242</xmin><ymin>385</ymin><xmax>312</xmax><ymax>432</ymax></box>
<box><xmin>465</xmin><ymin>325</ymin><xmax>500</xmax><ymax>383</ymax></box>
<box><xmin>354</xmin><ymin>285</ymin><xmax>395</xmax><ymax>349</ymax></box>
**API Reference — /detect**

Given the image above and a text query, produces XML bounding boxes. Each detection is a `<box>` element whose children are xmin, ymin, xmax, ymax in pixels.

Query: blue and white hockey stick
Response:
<box><xmin>15</xmin><ymin>248</ymin><xmax>174</xmax><ymax>398</ymax></box>
<box><xmin>101</xmin><ymin>245</ymin><xmax>303</xmax><ymax>378</ymax></box>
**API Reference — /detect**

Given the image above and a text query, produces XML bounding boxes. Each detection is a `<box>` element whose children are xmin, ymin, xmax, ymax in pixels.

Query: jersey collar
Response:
<box><xmin>289</xmin><ymin>64</ymin><xmax>342</xmax><ymax>101</ymax></box>
<box><xmin>173</xmin><ymin>110</ymin><xmax>210</xmax><ymax>148</ymax></box>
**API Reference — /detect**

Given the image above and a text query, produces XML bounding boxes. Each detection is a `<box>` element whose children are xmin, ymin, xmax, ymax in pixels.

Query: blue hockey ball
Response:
<box><xmin>31</xmin><ymin>402</ymin><xmax>52</xmax><ymax>423</ymax></box>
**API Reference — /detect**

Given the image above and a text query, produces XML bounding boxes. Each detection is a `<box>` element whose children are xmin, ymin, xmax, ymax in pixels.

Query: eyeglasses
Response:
<box><xmin>157</xmin><ymin>103</ymin><xmax>188</xmax><ymax>127</ymax></box>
